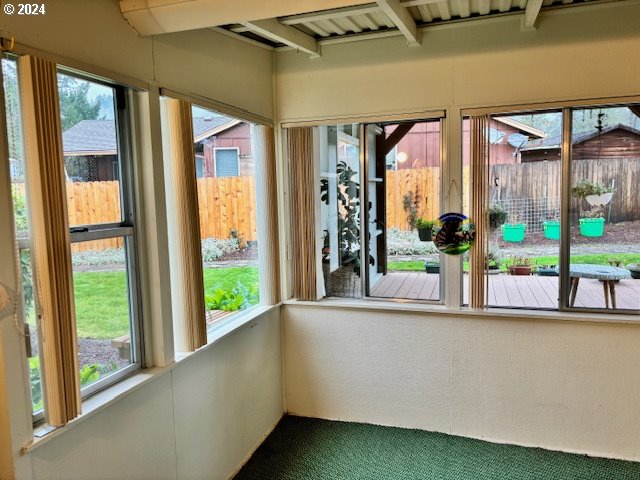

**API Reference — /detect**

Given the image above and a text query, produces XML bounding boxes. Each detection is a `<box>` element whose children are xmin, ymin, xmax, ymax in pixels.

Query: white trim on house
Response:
<box><xmin>194</xmin><ymin>119</ymin><xmax>242</xmax><ymax>143</ymax></box>
<box><xmin>213</xmin><ymin>146</ymin><xmax>240</xmax><ymax>177</ymax></box>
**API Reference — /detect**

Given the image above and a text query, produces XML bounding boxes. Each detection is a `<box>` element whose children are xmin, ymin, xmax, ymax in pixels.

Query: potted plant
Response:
<box><xmin>627</xmin><ymin>263</ymin><xmax>640</xmax><ymax>280</ymax></box>
<box><xmin>424</xmin><ymin>259</ymin><xmax>439</xmax><ymax>274</ymax></box>
<box><xmin>489</xmin><ymin>204</ymin><xmax>508</xmax><ymax>231</ymax></box>
<box><xmin>501</xmin><ymin>213</ymin><xmax>526</xmax><ymax>243</ymax></box>
<box><xmin>507</xmin><ymin>256</ymin><xmax>532</xmax><ymax>275</ymax></box>
<box><xmin>536</xmin><ymin>264</ymin><xmax>559</xmax><ymax>276</ymax></box>
<box><xmin>571</xmin><ymin>179</ymin><xmax>615</xmax><ymax>207</ymax></box>
<box><xmin>579</xmin><ymin>210</ymin><xmax>605</xmax><ymax>237</ymax></box>
<box><xmin>543</xmin><ymin>214</ymin><xmax>560</xmax><ymax>240</ymax></box>
<box><xmin>416</xmin><ymin>218</ymin><xmax>436</xmax><ymax>242</ymax></box>
<box><xmin>484</xmin><ymin>245</ymin><xmax>502</xmax><ymax>274</ymax></box>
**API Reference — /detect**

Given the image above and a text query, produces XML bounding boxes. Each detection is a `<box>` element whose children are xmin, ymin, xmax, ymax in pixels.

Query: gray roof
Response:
<box><xmin>62</xmin><ymin>116</ymin><xmax>234</xmax><ymax>154</ymax></box>
<box><xmin>521</xmin><ymin>124</ymin><xmax>640</xmax><ymax>152</ymax></box>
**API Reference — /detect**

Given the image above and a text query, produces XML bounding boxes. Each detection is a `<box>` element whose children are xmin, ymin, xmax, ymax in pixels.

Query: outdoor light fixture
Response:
<box><xmin>396</xmin><ymin>152</ymin><xmax>408</xmax><ymax>164</ymax></box>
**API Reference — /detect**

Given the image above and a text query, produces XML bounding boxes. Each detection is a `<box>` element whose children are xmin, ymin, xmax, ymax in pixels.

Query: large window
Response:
<box><xmin>2</xmin><ymin>57</ymin><xmax>142</xmax><ymax>421</ymax></box>
<box><xmin>464</xmin><ymin>103</ymin><xmax>640</xmax><ymax>313</ymax></box>
<box><xmin>192</xmin><ymin>105</ymin><xmax>260</xmax><ymax>331</ymax></box>
<box><xmin>58</xmin><ymin>72</ymin><xmax>142</xmax><ymax>395</ymax></box>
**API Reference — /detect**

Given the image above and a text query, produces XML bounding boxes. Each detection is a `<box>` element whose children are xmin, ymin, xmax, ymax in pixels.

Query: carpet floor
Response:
<box><xmin>234</xmin><ymin>416</ymin><xmax>640</xmax><ymax>480</ymax></box>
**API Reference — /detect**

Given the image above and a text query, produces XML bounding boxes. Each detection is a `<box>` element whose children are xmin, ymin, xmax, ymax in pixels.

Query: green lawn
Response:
<box><xmin>72</xmin><ymin>266</ymin><xmax>259</xmax><ymax>339</ymax></box>
<box><xmin>389</xmin><ymin>253</ymin><xmax>640</xmax><ymax>273</ymax></box>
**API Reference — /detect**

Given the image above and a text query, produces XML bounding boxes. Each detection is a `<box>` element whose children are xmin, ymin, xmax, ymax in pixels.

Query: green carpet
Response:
<box><xmin>234</xmin><ymin>416</ymin><xmax>640</xmax><ymax>480</ymax></box>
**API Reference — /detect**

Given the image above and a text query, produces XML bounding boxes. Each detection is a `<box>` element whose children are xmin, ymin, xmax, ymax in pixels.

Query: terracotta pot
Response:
<box><xmin>509</xmin><ymin>266</ymin><xmax>532</xmax><ymax>276</ymax></box>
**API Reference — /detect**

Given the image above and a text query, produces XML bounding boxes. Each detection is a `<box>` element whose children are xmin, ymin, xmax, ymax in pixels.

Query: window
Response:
<box><xmin>2</xmin><ymin>56</ymin><xmax>42</xmax><ymax>418</ymax></box>
<box><xmin>464</xmin><ymin>103</ymin><xmax>640</xmax><ymax>313</ymax></box>
<box><xmin>58</xmin><ymin>71</ymin><xmax>142</xmax><ymax>395</ymax></box>
<box><xmin>2</xmin><ymin>59</ymin><xmax>142</xmax><ymax>421</ymax></box>
<box><xmin>317</xmin><ymin>119</ymin><xmax>444</xmax><ymax>302</ymax></box>
<box><xmin>192</xmin><ymin>105</ymin><xmax>260</xmax><ymax>332</ymax></box>
<box><xmin>214</xmin><ymin>147</ymin><xmax>240</xmax><ymax>177</ymax></box>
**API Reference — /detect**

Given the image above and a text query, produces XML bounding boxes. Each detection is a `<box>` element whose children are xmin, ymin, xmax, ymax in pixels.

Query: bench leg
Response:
<box><xmin>603</xmin><ymin>281</ymin><xmax>610</xmax><ymax>308</ymax></box>
<box><xmin>609</xmin><ymin>281</ymin><xmax>616</xmax><ymax>309</ymax></box>
<box><xmin>569</xmin><ymin>277</ymin><xmax>579</xmax><ymax>307</ymax></box>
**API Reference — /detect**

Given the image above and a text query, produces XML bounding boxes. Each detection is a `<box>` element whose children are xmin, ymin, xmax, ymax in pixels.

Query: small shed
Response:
<box><xmin>520</xmin><ymin>124</ymin><xmax>640</xmax><ymax>162</ymax></box>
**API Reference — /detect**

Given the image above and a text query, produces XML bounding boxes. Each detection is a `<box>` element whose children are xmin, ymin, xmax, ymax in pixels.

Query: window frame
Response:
<box><xmin>360</xmin><ymin>117</ymin><xmax>446</xmax><ymax>305</ymax></box>
<box><xmin>59</xmin><ymin>69</ymin><xmax>144</xmax><ymax>400</ymax></box>
<box><xmin>213</xmin><ymin>146</ymin><xmax>240</xmax><ymax>177</ymax></box>
<box><xmin>464</xmin><ymin>101</ymin><xmax>640</xmax><ymax>315</ymax></box>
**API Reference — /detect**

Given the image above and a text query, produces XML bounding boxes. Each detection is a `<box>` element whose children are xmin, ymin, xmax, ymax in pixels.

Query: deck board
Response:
<box><xmin>370</xmin><ymin>272</ymin><xmax>640</xmax><ymax>310</ymax></box>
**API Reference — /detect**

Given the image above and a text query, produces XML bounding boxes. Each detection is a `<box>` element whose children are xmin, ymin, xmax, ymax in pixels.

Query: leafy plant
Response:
<box><xmin>416</xmin><ymin>218</ymin><xmax>436</xmax><ymax>230</ymax></box>
<box><xmin>205</xmin><ymin>282</ymin><xmax>258</xmax><ymax>312</ymax></box>
<box><xmin>402</xmin><ymin>192</ymin><xmax>419</xmax><ymax>230</ymax></box>
<box><xmin>488</xmin><ymin>204</ymin><xmax>508</xmax><ymax>230</ymax></box>
<box><xmin>506</xmin><ymin>256</ymin><xmax>532</xmax><ymax>267</ymax></box>
<box><xmin>571</xmin><ymin>180</ymin><xmax>615</xmax><ymax>198</ymax></box>
<box><xmin>29</xmin><ymin>357</ymin><xmax>43</xmax><ymax>411</ymax></box>
<box><xmin>79</xmin><ymin>362</ymin><xmax>117</xmax><ymax>388</ymax></box>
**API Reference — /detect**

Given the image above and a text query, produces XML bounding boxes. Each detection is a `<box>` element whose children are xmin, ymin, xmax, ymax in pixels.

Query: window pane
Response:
<box><xmin>3</xmin><ymin>56</ymin><xmax>43</xmax><ymax>415</ymax></box>
<box><xmin>58</xmin><ymin>72</ymin><xmax>123</xmax><ymax>226</ymax></box>
<box><xmin>463</xmin><ymin>112</ymin><xmax>563</xmax><ymax>309</ymax></box>
<box><xmin>568</xmin><ymin>105</ymin><xmax>640</xmax><ymax>311</ymax></box>
<box><xmin>71</xmin><ymin>239</ymin><xmax>135</xmax><ymax>390</ymax></box>
<box><xmin>191</xmin><ymin>105</ymin><xmax>260</xmax><ymax>331</ymax></box>
<box><xmin>486</xmin><ymin>112</ymin><xmax>562</xmax><ymax>310</ymax></box>
<box><xmin>369</xmin><ymin>120</ymin><xmax>442</xmax><ymax>302</ymax></box>
<box><xmin>320</xmin><ymin>124</ymin><xmax>362</xmax><ymax>298</ymax></box>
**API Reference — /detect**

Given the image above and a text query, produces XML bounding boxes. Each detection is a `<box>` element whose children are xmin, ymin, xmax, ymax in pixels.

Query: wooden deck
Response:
<box><xmin>370</xmin><ymin>272</ymin><xmax>640</xmax><ymax>310</ymax></box>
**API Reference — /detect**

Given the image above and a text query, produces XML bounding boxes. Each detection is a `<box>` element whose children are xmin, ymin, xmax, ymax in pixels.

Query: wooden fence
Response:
<box><xmin>491</xmin><ymin>157</ymin><xmax>640</xmax><ymax>224</ymax></box>
<box><xmin>13</xmin><ymin>158</ymin><xmax>638</xmax><ymax>252</ymax></box>
<box><xmin>14</xmin><ymin>177</ymin><xmax>258</xmax><ymax>252</ymax></box>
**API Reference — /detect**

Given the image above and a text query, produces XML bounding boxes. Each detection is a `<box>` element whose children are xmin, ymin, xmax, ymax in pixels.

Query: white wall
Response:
<box><xmin>276</xmin><ymin>1</ymin><xmax>640</xmax><ymax>122</ymax></box>
<box><xmin>1</xmin><ymin>0</ymin><xmax>273</xmax><ymax>120</ymax></box>
<box><xmin>18</xmin><ymin>309</ymin><xmax>282</xmax><ymax>480</ymax></box>
<box><xmin>283</xmin><ymin>304</ymin><xmax>640</xmax><ymax>460</ymax></box>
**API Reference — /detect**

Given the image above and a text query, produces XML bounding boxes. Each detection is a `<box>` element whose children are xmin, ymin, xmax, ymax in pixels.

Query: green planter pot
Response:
<box><xmin>424</xmin><ymin>262</ymin><xmax>439</xmax><ymax>274</ymax></box>
<box><xmin>501</xmin><ymin>223</ymin><xmax>526</xmax><ymax>242</ymax></box>
<box><xmin>579</xmin><ymin>217</ymin><xmax>605</xmax><ymax>237</ymax></box>
<box><xmin>543</xmin><ymin>221</ymin><xmax>560</xmax><ymax>240</ymax></box>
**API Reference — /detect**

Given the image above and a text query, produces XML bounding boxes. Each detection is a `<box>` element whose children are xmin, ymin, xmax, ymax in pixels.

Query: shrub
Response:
<box><xmin>201</xmin><ymin>238</ymin><xmax>240</xmax><ymax>262</ymax></box>
<box><xmin>416</xmin><ymin>218</ymin><xmax>436</xmax><ymax>230</ymax></box>
<box><xmin>387</xmin><ymin>228</ymin><xmax>438</xmax><ymax>256</ymax></box>
<box><xmin>489</xmin><ymin>205</ymin><xmax>508</xmax><ymax>229</ymax></box>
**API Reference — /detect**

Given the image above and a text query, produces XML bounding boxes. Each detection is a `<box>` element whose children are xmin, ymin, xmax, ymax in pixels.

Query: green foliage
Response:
<box><xmin>29</xmin><ymin>357</ymin><xmax>43</xmax><ymax>412</ymax></box>
<box><xmin>57</xmin><ymin>74</ymin><xmax>102</xmax><ymax>131</ymax></box>
<box><xmin>415</xmin><ymin>218</ymin><xmax>436</xmax><ymax>230</ymax></box>
<box><xmin>205</xmin><ymin>283</ymin><xmax>258</xmax><ymax>312</ymax></box>
<box><xmin>571</xmin><ymin>180</ymin><xmax>615</xmax><ymax>198</ymax></box>
<box><xmin>489</xmin><ymin>205</ymin><xmax>508</xmax><ymax>230</ymax></box>
<box><xmin>506</xmin><ymin>256</ymin><xmax>532</xmax><ymax>267</ymax></box>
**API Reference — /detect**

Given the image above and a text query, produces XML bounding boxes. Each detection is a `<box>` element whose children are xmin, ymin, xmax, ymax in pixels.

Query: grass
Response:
<box><xmin>388</xmin><ymin>253</ymin><xmax>640</xmax><ymax>272</ymax></box>
<box><xmin>70</xmin><ymin>266</ymin><xmax>259</xmax><ymax>340</ymax></box>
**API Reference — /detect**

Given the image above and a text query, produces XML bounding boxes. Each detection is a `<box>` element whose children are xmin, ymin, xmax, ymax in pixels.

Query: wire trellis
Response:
<box><xmin>492</xmin><ymin>196</ymin><xmax>561</xmax><ymax>233</ymax></box>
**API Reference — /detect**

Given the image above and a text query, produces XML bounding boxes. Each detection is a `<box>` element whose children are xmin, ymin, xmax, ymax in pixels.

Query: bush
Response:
<box><xmin>72</xmin><ymin>248</ymin><xmax>126</xmax><ymax>266</ymax></box>
<box><xmin>489</xmin><ymin>205</ymin><xmax>508</xmax><ymax>230</ymax></box>
<box><xmin>387</xmin><ymin>228</ymin><xmax>438</xmax><ymax>256</ymax></box>
<box><xmin>201</xmin><ymin>238</ymin><xmax>240</xmax><ymax>262</ymax></box>
<box><xmin>416</xmin><ymin>218</ymin><xmax>436</xmax><ymax>230</ymax></box>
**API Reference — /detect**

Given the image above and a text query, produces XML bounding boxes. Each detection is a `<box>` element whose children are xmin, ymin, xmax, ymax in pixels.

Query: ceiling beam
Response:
<box><xmin>382</xmin><ymin>122</ymin><xmax>416</xmax><ymax>156</ymax></box>
<box><xmin>376</xmin><ymin>0</ymin><xmax>421</xmax><ymax>46</ymax></box>
<box><xmin>241</xmin><ymin>18</ymin><xmax>319</xmax><ymax>55</ymax></box>
<box><xmin>522</xmin><ymin>0</ymin><xmax>544</xmax><ymax>31</ymax></box>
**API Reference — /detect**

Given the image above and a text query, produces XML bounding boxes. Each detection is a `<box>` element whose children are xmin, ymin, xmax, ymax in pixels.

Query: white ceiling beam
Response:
<box><xmin>242</xmin><ymin>18</ymin><xmax>319</xmax><ymax>55</ymax></box>
<box><xmin>119</xmin><ymin>0</ymin><xmax>372</xmax><ymax>35</ymax></box>
<box><xmin>522</xmin><ymin>0</ymin><xmax>544</xmax><ymax>30</ymax></box>
<box><xmin>376</xmin><ymin>0</ymin><xmax>421</xmax><ymax>46</ymax></box>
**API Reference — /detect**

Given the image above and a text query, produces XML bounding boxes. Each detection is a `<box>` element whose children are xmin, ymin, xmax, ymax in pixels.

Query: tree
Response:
<box><xmin>57</xmin><ymin>74</ymin><xmax>102</xmax><ymax>131</ymax></box>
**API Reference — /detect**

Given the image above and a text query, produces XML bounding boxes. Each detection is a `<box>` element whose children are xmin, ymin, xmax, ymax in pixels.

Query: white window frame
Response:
<box><xmin>213</xmin><ymin>146</ymin><xmax>240</xmax><ymax>177</ymax></box>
